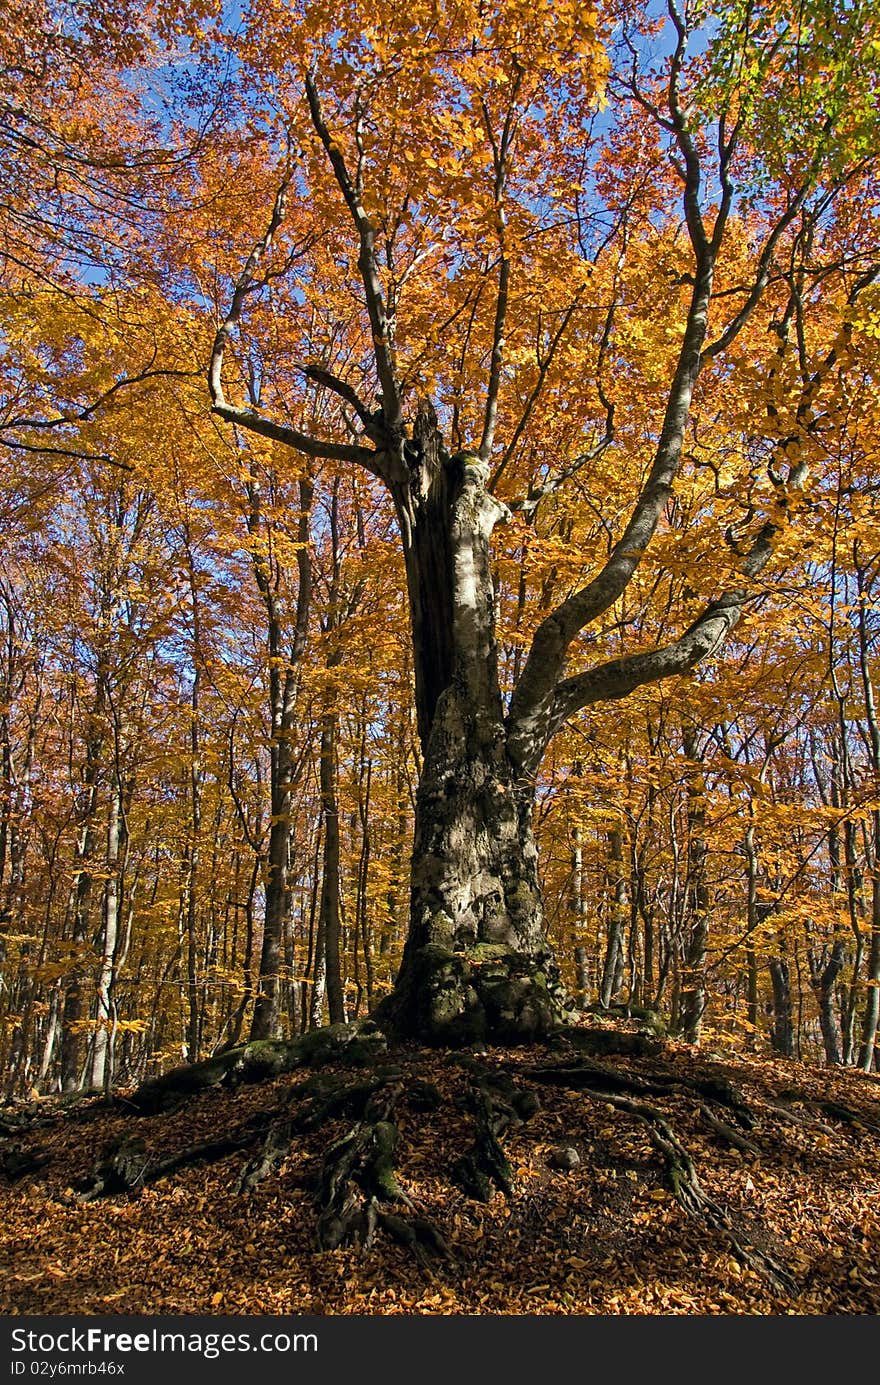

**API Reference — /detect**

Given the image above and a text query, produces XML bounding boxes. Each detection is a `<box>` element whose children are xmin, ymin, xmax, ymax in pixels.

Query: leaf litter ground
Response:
<box><xmin>1</xmin><ymin>1024</ymin><xmax>879</xmax><ymax>1315</ymax></box>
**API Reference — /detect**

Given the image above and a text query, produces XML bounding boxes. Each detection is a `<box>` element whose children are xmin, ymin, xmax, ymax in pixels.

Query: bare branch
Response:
<box><xmin>504</xmin><ymin>295</ymin><xmax>616</xmax><ymax>511</ymax></box>
<box><xmin>508</xmin><ymin>201</ymin><xmax>715</xmax><ymax>765</ymax></box>
<box><xmin>301</xmin><ymin>364</ymin><xmax>380</xmax><ymax>440</ymax></box>
<box><xmin>211</xmin><ymin>400</ymin><xmax>381</xmax><ymax>470</ymax></box>
<box><xmin>208</xmin><ymin>163</ymin><xmax>293</xmax><ymax>413</ymax></box>
<box><xmin>0</xmin><ymin>439</ymin><xmax>130</xmax><ymax>468</ymax></box>
<box><xmin>490</xmin><ymin>291</ymin><xmax>586</xmax><ymax>492</ymax></box>
<box><xmin>2</xmin><ymin>363</ymin><xmax>199</xmax><ymax>432</ymax></box>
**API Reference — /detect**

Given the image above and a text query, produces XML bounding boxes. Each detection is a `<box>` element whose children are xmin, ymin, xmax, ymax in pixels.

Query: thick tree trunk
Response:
<box><xmin>385</xmin><ymin>688</ymin><xmax>567</xmax><ymax>1043</ymax></box>
<box><xmin>380</xmin><ymin>430</ymin><xmax>571</xmax><ymax>1043</ymax></box>
<box><xmin>807</xmin><ymin>936</ymin><xmax>845</xmax><ymax>1066</ymax></box>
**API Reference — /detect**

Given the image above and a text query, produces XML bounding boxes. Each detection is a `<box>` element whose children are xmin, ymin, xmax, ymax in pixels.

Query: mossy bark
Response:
<box><xmin>377</xmin><ymin>681</ymin><xmax>573</xmax><ymax>1045</ymax></box>
<box><xmin>377</xmin><ymin>431</ymin><xmax>573</xmax><ymax>1046</ymax></box>
<box><xmin>130</xmin><ymin>1020</ymin><xmax>386</xmax><ymax>1114</ymax></box>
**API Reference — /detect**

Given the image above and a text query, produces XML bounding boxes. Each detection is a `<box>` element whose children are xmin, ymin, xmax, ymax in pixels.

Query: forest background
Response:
<box><xmin>1</xmin><ymin>0</ymin><xmax>880</xmax><ymax>1098</ymax></box>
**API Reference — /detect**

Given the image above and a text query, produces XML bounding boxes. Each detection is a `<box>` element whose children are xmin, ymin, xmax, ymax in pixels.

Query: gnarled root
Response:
<box><xmin>451</xmin><ymin>1068</ymin><xmax>540</xmax><ymax>1203</ymax></box>
<box><xmin>525</xmin><ymin>1061</ymin><xmax>797</xmax><ymax>1298</ymax></box>
<box><xmin>313</xmin><ymin>1081</ymin><xmax>450</xmax><ymax>1267</ymax></box>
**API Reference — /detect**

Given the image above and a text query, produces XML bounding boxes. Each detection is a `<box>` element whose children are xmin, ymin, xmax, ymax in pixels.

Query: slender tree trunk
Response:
<box><xmin>186</xmin><ymin>631</ymin><xmax>203</xmax><ymax>1063</ymax></box>
<box><xmin>248</xmin><ymin>476</ymin><xmax>313</xmax><ymax>1041</ymax></box>
<box><xmin>858</xmin><ymin>877</ymin><xmax>880</xmax><ymax>1071</ymax></box>
<box><xmin>855</xmin><ymin>563</ymin><xmax>880</xmax><ymax>1071</ymax></box>
<box><xmin>600</xmin><ymin>828</ymin><xmax>627</xmax><ymax>1008</ymax></box>
<box><xmin>569</xmin><ymin>826</ymin><xmax>590</xmax><ymax>1006</ymax></box>
<box><xmin>60</xmin><ymin>705</ymin><xmax>104</xmax><ymax>1092</ymax></box>
<box><xmin>319</xmin><ymin>711</ymin><xmax>345</xmax><ymax>1024</ymax></box>
<box><xmin>309</xmin><ymin>907</ymin><xmax>327</xmax><ymax>1030</ymax></box>
<box><xmin>769</xmin><ymin>952</ymin><xmax>795</xmax><ymax>1058</ymax></box>
<box><xmin>355</xmin><ymin>748</ymin><xmax>375</xmax><ymax>1014</ymax></box>
<box><xmin>89</xmin><ymin>782</ymin><xmax>122</xmax><ymax>1090</ymax></box>
<box><xmin>679</xmin><ymin>725</ymin><xmax>710</xmax><ymax>1044</ymax></box>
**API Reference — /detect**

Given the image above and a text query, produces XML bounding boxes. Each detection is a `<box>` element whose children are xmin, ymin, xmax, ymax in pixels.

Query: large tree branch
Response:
<box><xmin>527</xmin><ymin>261</ymin><xmax>877</xmax><ymax>774</ymax></box>
<box><xmin>550</xmin><ymin>592</ymin><xmax>743</xmax><ymax>730</ymax></box>
<box><xmin>506</xmin><ymin>5</ymin><xmax>868</xmax><ymax>774</ymax></box>
<box><xmin>211</xmin><ymin>400</ymin><xmax>379</xmax><ymax>468</ymax></box>
<box><xmin>303</xmin><ymin>70</ymin><xmax>404</xmax><ymax>461</ymax></box>
<box><xmin>300</xmin><ymin>364</ymin><xmax>380</xmax><ymax>441</ymax></box>
<box><xmin>507</xmin><ymin>19</ymin><xmax>717</xmax><ymax>770</ymax></box>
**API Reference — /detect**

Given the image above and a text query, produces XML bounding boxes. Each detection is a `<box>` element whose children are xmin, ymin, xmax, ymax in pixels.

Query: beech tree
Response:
<box><xmin>3</xmin><ymin>1</ymin><xmax>880</xmax><ymax>1089</ymax></box>
<box><xmin>205</xmin><ymin>0</ymin><xmax>879</xmax><ymax>1043</ymax></box>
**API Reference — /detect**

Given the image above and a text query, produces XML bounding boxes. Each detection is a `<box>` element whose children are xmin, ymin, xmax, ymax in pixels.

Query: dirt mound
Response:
<box><xmin>2</xmin><ymin>1026</ymin><xmax>879</xmax><ymax>1315</ymax></box>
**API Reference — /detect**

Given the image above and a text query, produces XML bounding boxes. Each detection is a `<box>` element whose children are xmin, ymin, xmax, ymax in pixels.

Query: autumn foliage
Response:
<box><xmin>1</xmin><ymin>0</ymin><xmax>879</xmax><ymax>1092</ymax></box>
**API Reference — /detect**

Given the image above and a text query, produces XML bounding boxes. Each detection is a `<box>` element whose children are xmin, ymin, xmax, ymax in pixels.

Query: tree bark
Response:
<box><xmin>208</xmin><ymin>50</ymin><xmax>829</xmax><ymax>1049</ymax></box>
<box><xmin>679</xmin><ymin>725</ymin><xmax>710</xmax><ymax>1044</ymax></box>
<box><xmin>855</xmin><ymin>561</ymin><xmax>880</xmax><ymax>1072</ymax></box>
<box><xmin>379</xmin><ymin>436</ymin><xmax>570</xmax><ymax>1043</ymax></box>
<box><xmin>769</xmin><ymin>954</ymin><xmax>795</xmax><ymax>1058</ymax></box>
<box><xmin>319</xmin><ymin>711</ymin><xmax>345</xmax><ymax>1025</ymax></box>
<box><xmin>248</xmin><ymin>476</ymin><xmax>312</xmax><ymax>1042</ymax></box>
<box><xmin>599</xmin><ymin>828</ymin><xmax>627</xmax><ymax>1009</ymax></box>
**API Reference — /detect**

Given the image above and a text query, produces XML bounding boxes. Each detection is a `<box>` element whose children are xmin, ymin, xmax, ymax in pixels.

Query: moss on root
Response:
<box><xmin>130</xmin><ymin>1021</ymin><xmax>387</xmax><ymax>1114</ymax></box>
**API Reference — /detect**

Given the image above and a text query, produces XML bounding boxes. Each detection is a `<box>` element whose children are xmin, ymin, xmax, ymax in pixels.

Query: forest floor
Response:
<box><xmin>1</xmin><ymin>1021</ymin><xmax>879</xmax><ymax>1316</ymax></box>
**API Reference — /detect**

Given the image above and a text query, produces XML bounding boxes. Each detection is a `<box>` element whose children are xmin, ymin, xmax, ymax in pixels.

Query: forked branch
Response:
<box><xmin>209</xmin><ymin>162</ymin><xmax>382</xmax><ymax>474</ymax></box>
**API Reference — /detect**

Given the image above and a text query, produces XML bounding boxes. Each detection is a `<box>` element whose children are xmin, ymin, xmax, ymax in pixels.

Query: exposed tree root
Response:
<box><xmin>290</xmin><ymin>1069</ymin><xmax>405</xmax><ymax>1132</ymax></box>
<box><xmin>128</xmin><ymin>1022</ymin><xmax>387</xmax><ymax>1115</ymax></box>
<box><xmin>376</xmin><ymin>1212</ymin><xmax>453</xmax><ymax>1269</ymax></box>
<box><xmin>524</xmin><ymin>1059</ymin><xmax>796</xmax><ymax>1297</ymax></box>
<box><xmin>763</xmin><ymin>1103</ymin><xmax>840</xmax><ymax>1138</ymax></box>
<box><xmin>313</xmin><ymin>1079</ymin><xmax>433</xmax><ymax>1255</ymax></box>
<box><xmin>450</xmin><ymin>1069</ymin><xmax>539</xmax><ymax>1202</ymax></box>
<box><xmin>674</xmin><ymin>1074</ymin><xmax>755</xmax><ymax>1127</ymax></box>
<box><xmin>74</xmin><ymin>1125</ymin><xmax>263</xmax><ymax>1200</ymax></box>
<box><xmin>555</xmin><ymin>1024</ymin><xmax>666</xmax><ymax>1058</ymax></box>
<box><xmin>532</xmin><ymin>1044</ymin><xmax>756</xmax><ymax>1127</ymax></box>
<box><xmin>698</xmin><ymin>1104</ymin><xmax>760</xmax><ymax>1154</ymax></box>
<box><xmin>814</xmin><ymin>1099</ymin><xmax>880</xmax><ymax>1136</ymax></box>
<box><xmin>599</xmin><ymin>1090</ymin><xmax>797</xmax><ymax>1297</ymax></box>
<box><xmin>237</xmin><ymin>1119</ymin><xmax>292</xmax><ymax>1193</ymax></box>
<box><xmin>47</xmin><ymin>1029</ymin><xmax>835</xmax><ymax>1297</ymax></box>
<box><xmin>2</xmin><ymin>1146</ymin><xmax>51</xmax><ymax>1182</ymax></box>
<box><xmin>521</xmin><ymin>1056</ymin><xmax>667</xmax><ymax>1099</ymax></box>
